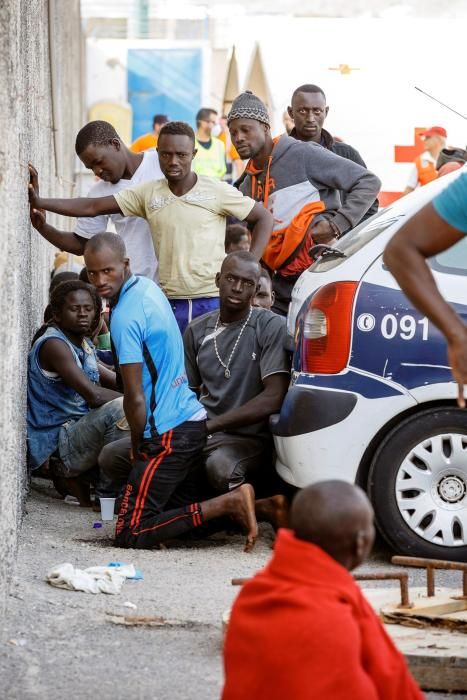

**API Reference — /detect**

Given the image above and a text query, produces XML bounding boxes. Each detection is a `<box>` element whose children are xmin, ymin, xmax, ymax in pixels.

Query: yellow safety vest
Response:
<box><xmin>193</xmin><ymin>137</ymin><xmax>227</xmax><ymax>179</ymax></box>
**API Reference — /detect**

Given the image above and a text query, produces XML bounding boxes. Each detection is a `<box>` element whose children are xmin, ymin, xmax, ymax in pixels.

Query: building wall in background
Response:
<box><xmin>86</xmin><ymin>39</ymin><xmax>211</xmax><ymax>139</ymax></box>
<box><xmin>0</xmin><ymin>0</ymin><xmax>83</xmax><ymax>610</ymax></box>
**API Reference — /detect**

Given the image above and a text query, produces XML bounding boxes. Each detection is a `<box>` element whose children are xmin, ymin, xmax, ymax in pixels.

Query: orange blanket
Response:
<box><xmin>222</xmin><ymin>529</ymin><xmax>424</xmax><ymax>700</ymax></box>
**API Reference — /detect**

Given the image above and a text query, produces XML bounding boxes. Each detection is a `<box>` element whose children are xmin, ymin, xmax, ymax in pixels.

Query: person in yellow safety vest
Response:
<box><xmin>193</xmin><ymin>108</ymin><xmax>227</xmax><ymax>180</ymax></box>
<box><xmin>403</xmin><ymin>126</ymin><xmax>446</xmax><ymax>195</ymax></box>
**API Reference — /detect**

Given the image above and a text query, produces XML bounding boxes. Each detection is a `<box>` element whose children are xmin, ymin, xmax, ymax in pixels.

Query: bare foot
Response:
<box><xmin>255</xmin><ymin>494</ymin><xmax>289</xmax><ymax>531</ymax></box>
<box><xmin>229</xmin><ymin>484</ymin><xmax>258</xmax><ymax>552</ymax></box>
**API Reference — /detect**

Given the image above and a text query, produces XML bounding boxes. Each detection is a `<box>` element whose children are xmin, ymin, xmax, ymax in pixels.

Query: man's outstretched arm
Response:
<box><xmin>244</xmin><ymin>202</ymin><xmax>273</xmax><ymax>260</ymax></box>
<box><xmin>384</xmin><ymin>202</ymin><xmax>467</xmax><ymax>406</ymax></box>
<box><xmin>28</xmin><ymin>162</ymin><xmax>121</xmax><ymax>218</ymax></box>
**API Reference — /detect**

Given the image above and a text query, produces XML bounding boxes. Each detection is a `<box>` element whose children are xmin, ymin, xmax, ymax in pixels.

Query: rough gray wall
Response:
<box><xmin>0</xmin><ymin>0</ymin><xmax>83</xmax><ymax>610</ymax></box>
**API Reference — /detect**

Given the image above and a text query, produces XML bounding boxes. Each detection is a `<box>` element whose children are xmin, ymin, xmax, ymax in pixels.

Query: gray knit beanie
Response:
<box><xmin>227</xmin><ymin>90</ymin><xmax>270</xmax><ymax>126</ymax></box>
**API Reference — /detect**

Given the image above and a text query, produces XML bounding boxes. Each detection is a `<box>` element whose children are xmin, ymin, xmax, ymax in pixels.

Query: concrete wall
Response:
<box><xmin>0</xmin><ymin>0</ymin><xmax>83</xmax><ymax>610</ymax></box>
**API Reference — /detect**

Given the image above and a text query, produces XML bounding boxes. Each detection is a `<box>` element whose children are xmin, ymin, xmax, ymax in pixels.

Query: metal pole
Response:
<box><xmin>414</xmin><ymin>86</ymin><xmax>467</xmax><ymax>121</ymax></box>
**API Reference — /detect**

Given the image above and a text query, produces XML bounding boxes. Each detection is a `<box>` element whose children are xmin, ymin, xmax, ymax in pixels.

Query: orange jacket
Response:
<box><xmin>245</xmin><ymin>144</ymin><xmax>326</xmax><ymax>273</ymax></box>
<box><xmin>415</xmin><ymin>155</ymin><xmax>437</xmax><ymax>186</ymax></box>
<box><xmin>130</xmin><ymin>133</ymin><xmax>157</xmax><ymax>153</ymax></box>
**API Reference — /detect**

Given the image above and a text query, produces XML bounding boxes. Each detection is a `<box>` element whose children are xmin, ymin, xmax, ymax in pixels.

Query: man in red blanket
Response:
<box><xmin>222</xmin><ymin>480</ymin><xmax>424</xmax><ymax>700</ymax></box>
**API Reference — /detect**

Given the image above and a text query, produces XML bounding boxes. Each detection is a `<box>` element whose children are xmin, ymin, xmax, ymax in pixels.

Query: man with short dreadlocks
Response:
<box><xmin>27</xmin><ymin>280</ymin><xmax>128</xmax><ymax>506</ymax></box>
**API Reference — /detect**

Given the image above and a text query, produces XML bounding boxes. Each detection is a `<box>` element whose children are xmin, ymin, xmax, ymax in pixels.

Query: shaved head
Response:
<box><xmin>83</xmin><ymin>233</ymin><xmax>130</xmax><ymax>300</ymax></box>
<box><xmin>220</xmin><ymin>250</ymin><xmax>261</xmax><ymax>279</ymax></box>
<box><xmin>290</xmin><ymin>481</ymin><xmax>375</xmax><ymax>570</ymax></box>
<box><xmin>84</xmin><ymin>232</ymin><xmax>127</xmax><ymax>260</ymax></box>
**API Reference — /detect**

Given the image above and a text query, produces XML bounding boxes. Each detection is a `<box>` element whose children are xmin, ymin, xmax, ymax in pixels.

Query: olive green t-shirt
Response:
<box><xmin>115</xmin><ymin>175</ymin><xmax>255</xmax><ymax>299</ymax></box>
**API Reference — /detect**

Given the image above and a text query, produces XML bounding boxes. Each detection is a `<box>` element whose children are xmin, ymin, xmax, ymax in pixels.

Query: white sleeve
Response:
<box><xmin>74</xmin><ymin>181</ymin><xmax>111</xmax><ymax>238</ymax></box>
<box><xmin>74</xmin><ymin>214</ymin><xmax>111</xmax><ymax>238</ymax></box>
<box><xmin>405</xmin><ymin>164</ymin><xmax>419</xmax><ymax>190</ymax></box>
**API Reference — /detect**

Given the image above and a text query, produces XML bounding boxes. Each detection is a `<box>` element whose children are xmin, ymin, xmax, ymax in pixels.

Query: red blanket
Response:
<box><xmin>222</xmin><ymin>529</ymin><xmax>424</xmax><ymax>700</ymax></box>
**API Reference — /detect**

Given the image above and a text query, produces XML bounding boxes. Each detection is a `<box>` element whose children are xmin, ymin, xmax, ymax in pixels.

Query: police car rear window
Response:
<box><xmin>311</xmin><ymin>211</ymin><xmax>402</xmax><ymax>272</ymax></box>
<box><xmin>430</xmin><ymin>236</ymin><xmax>467</xmax><ymax>276</ymax></box>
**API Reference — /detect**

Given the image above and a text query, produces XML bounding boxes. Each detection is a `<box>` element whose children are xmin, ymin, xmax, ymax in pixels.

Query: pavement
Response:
<box><xmin>0</xmin><ymin>478</ymin><xmax>464</xmax><ymax>699</ymax></box>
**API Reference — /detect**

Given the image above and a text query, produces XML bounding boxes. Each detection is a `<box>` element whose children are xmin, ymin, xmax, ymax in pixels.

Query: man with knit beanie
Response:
<box><xmin>228</xmin><ymin>91</ymin><xmax>381</xmax><ymax>315</ymax></box>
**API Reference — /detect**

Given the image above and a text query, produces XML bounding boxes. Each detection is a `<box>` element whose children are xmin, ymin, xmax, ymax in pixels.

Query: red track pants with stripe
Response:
<box><xmin>115</xmin><ymin>420</ymin><xmax>205</xmax><ymax>549</ymax></box>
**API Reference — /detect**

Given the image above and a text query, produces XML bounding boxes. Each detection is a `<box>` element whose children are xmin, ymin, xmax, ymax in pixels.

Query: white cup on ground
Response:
<box><xmin>100</xmin><ymin>498</ymin><xmax>116</xmax><ymax>521</ymax></box>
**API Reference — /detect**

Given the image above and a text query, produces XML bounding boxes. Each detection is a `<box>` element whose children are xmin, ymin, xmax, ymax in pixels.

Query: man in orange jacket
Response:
<box><xmin>403</xmin><ymin>126</ymin><xmax>446</xmax><ymax>195</ymax></box>
<box><xmin>222</xmin><ymin>480</ymin><xmax>424</xmax><ymax>700</ymax></box>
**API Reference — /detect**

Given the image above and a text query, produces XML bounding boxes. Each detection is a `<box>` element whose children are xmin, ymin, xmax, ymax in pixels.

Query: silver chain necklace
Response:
<box><xmin>213</xmin><ymin>306</ymin><xmax>253</xmax><ymax>379</ymax></box>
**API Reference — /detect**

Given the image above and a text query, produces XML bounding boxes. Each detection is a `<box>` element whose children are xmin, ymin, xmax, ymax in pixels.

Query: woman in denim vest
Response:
<box><xmin>27</xmin><ymin>280</ymin><xmax>127</xmax><ymax>505</ymax></box>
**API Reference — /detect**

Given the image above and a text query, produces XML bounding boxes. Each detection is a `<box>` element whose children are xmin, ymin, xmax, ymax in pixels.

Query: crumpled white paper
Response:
<box><xmin>46</xmin><ymin>562</ymin><xmax>136</xmax><ymax>595</ymax></box>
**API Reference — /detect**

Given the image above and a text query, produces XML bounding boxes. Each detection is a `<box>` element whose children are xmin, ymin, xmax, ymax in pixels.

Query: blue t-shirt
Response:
<box><xmin>433</xmin><ymin>172</ymin><xmax>467</xmax><ymax>233</ymax></box>
<box><xmin>110</xmin><ymin>275</ymin><xmax>203</xmax><ymax>438</ymax></box>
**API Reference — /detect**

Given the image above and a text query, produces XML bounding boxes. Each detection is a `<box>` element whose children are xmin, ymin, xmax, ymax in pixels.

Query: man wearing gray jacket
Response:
<box><xmin>228</xmin><ymin>91</ymin><xmax>381</xmax><ymax>315</ymax></box>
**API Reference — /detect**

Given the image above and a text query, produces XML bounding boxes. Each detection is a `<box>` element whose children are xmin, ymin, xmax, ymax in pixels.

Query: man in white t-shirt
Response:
<box><xmin>29</xmin><ymin>120</ymin><xmax>162</xmax><ymax>282</ymax></box>
<box><xmin>29</xmin><ymin>121</ymin><xmax>273</xmax><ymax>333</ymax></box>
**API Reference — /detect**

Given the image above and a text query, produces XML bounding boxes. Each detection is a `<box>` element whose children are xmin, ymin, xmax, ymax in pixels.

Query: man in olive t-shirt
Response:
<box><xmin>28</xmin><ymin>121</ymin><xmax>273</xmax><ymax>334</ymax></box>
<box><xmin>183</xmin><ymin>251</ymin><xmax>290</xmax><ymax>494</ymax></box>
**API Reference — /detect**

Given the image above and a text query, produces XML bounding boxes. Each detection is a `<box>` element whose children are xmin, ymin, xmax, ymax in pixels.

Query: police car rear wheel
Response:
<box><xmin>368</xmin><ymin>408</ymin><xmax>467</xmax><ymax>561</ymax></box>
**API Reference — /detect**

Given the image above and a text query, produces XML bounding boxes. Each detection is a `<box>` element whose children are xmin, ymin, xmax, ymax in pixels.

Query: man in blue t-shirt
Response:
<box><xmin>384</xmin><ymin>171</ymin><xmax>467</xmax><ymax>406</ymax></box>
<box><xmin>83</xmin><ymin>233</ymin><xmax>258</xmax><ymax>550</ymax></box>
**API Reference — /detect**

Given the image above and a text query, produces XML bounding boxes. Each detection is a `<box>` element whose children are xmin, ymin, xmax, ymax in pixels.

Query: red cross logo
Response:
<box><xmin>379</xmin><ymin>127</ymin><xmax>427</xmax><ymax>207</ymax></box>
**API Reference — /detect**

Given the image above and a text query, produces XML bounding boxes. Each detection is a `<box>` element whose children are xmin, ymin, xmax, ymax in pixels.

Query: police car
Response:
<box><xmin>271</xmin><ymin>167</ymin><xmax>467</xmax><ymax>561</ymax></box>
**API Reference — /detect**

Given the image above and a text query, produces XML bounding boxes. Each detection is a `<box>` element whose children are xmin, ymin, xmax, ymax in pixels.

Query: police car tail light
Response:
<box><xmin>301</xmin><ymin>281</ymin><xmax>358</xmax><ymax>374</ymax></box>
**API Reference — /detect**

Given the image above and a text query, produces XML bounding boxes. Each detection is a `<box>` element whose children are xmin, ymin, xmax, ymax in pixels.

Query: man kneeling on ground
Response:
<box><xmin>84</xmin><ymin>233</ymin><xmax>266</xmax><ymax>551</ymax></box>
<box><xmin>27</xmin><ymin>280</ymin><xmax>128</xmax><ymax>506</ymax></box>
<box><xmin>183</xmin><ymin>252</ymin><xmax>290</xmax><ymax>525</ymax></box>
<box><xmin>222</xmin><ymin>481</ymin><xmax>424</xmax><ymax>700</ymax></box>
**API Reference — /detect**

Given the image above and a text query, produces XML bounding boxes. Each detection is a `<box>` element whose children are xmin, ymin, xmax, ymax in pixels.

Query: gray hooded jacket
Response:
<box><xmin>239</xmin><ymin>134</ymin><xmax>381</xmax><ymax>236</ymax></box>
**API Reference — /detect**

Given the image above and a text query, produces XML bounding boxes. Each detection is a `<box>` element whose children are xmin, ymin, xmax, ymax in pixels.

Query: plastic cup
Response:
<box><xmin>99</xmin><ymin>498</ymin><xmax>116</xmax><ymax>521</ymax></box>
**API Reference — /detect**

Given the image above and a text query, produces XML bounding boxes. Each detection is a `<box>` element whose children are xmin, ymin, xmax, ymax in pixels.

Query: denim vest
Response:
<box><xmin>27</xmin><ymin>326</ymin><xmax>100</xmax><ymax>469</ymax></box>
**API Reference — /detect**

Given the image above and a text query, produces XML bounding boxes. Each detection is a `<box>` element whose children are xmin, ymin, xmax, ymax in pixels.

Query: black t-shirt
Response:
<box><xmin>183</xmin><ymin>307</ymin><xmax>290</xmax><ymax>437</ymax></box>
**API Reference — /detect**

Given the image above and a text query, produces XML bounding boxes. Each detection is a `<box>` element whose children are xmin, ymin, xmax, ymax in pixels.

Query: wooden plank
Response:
<box><xmin>363</xmin><ymin>587</ymin><xmax>467</xmax><ymax>692</ymax></box>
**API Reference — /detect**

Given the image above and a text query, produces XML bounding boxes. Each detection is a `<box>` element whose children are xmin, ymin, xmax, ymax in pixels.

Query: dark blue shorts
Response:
<box><xmin>170</xmin><ymin>297</ymin><xmax>220</xmax><ymax>334</ymax></box>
